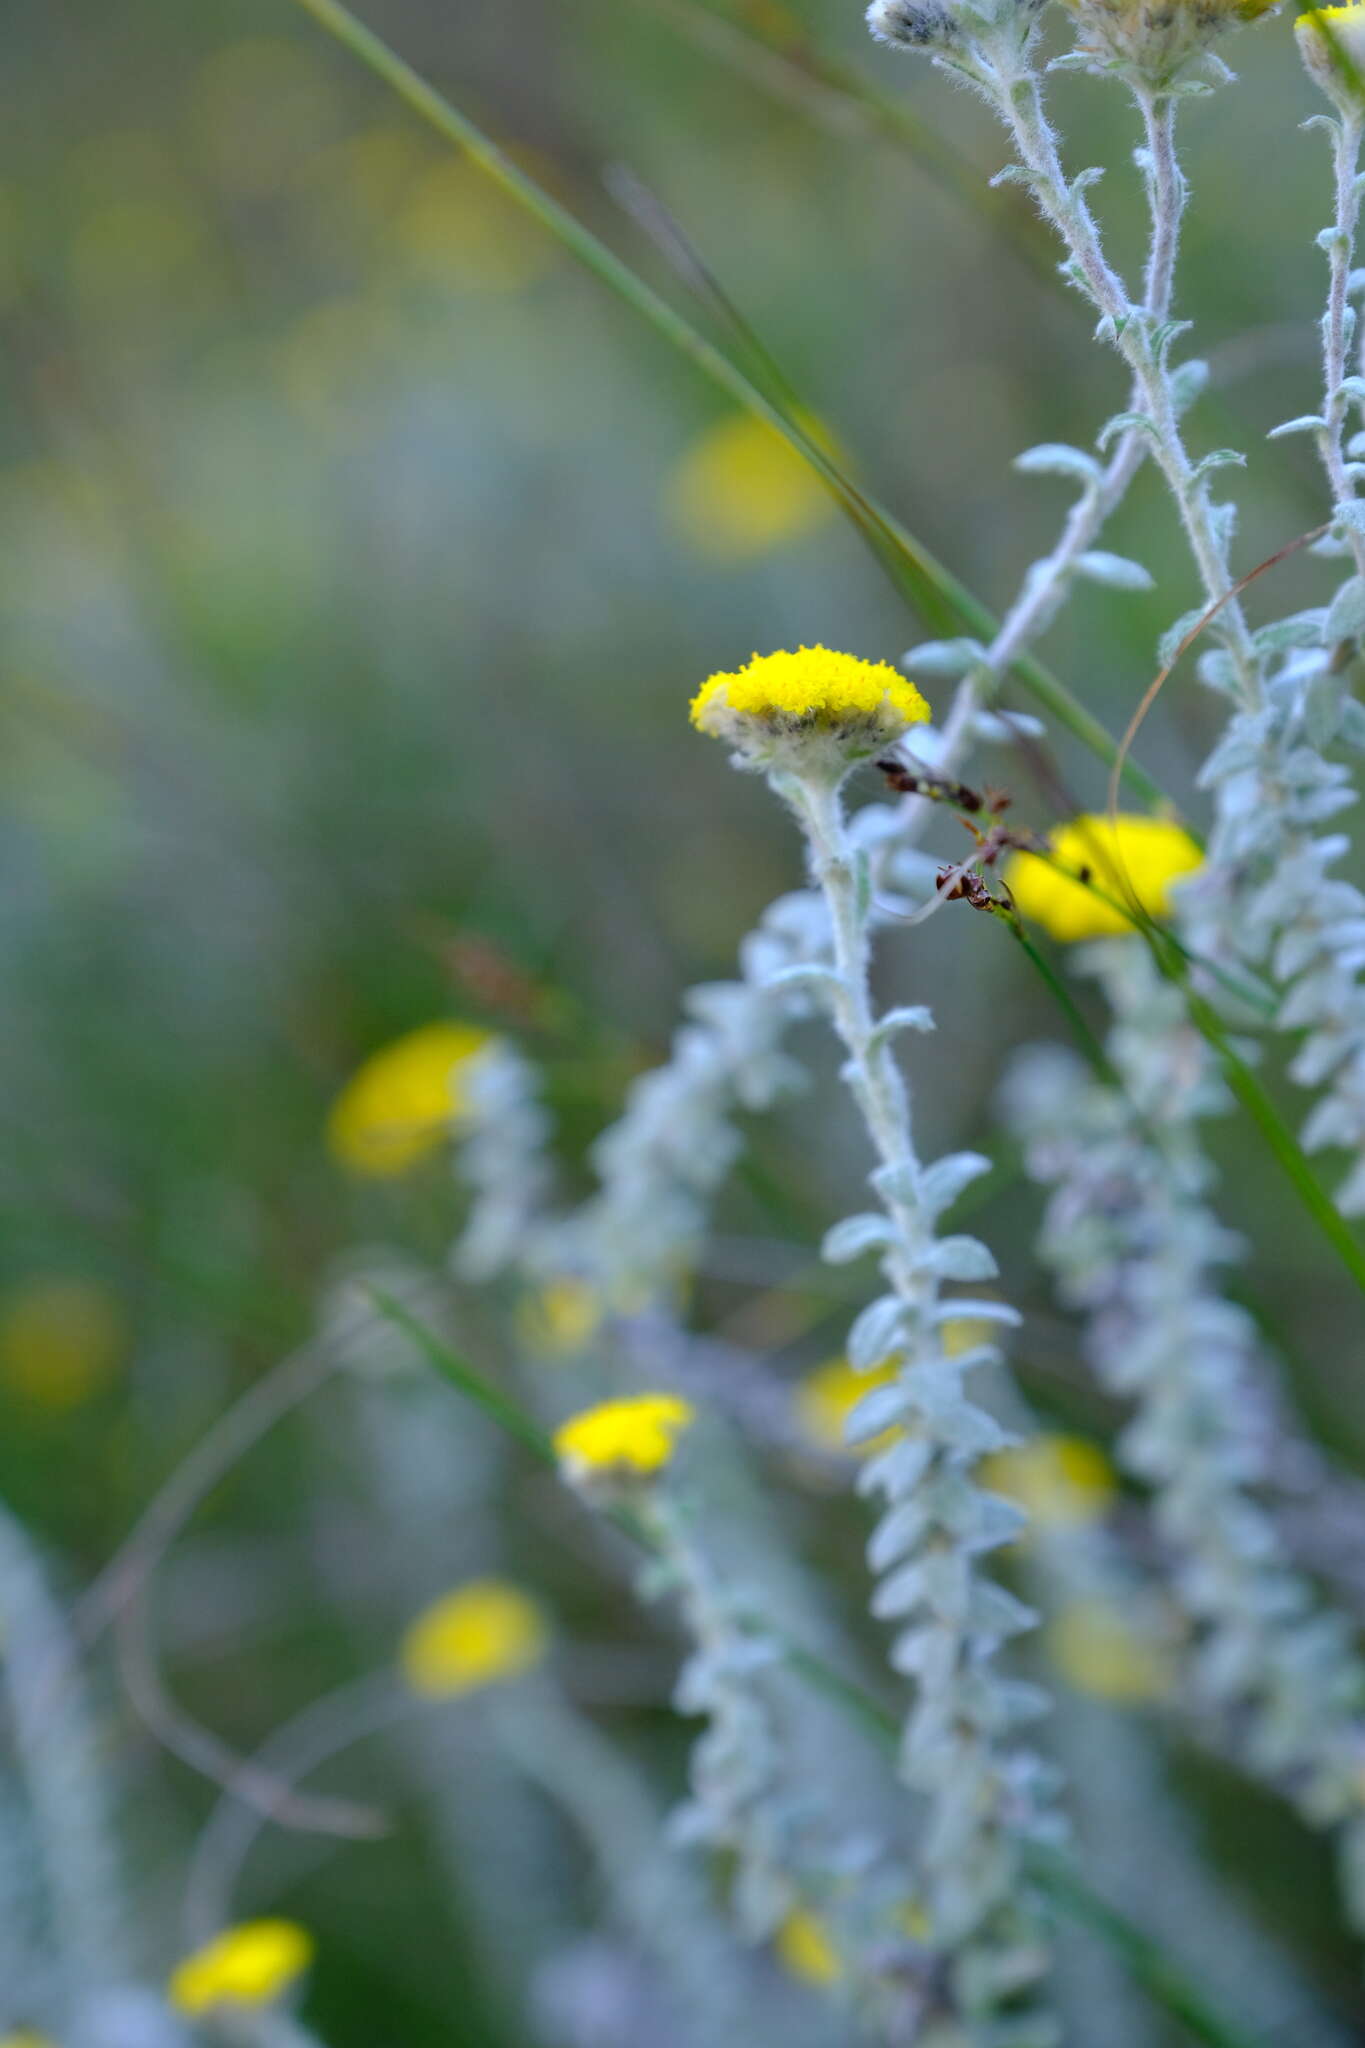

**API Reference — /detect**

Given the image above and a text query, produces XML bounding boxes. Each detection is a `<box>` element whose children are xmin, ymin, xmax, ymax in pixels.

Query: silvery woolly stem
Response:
<box><xmin>989</xmin><ymin>59</ymin><xmax>1262</xmax><ymax>710</ymax></box>
<box><xmin>1317</xmin><ymin>106</ymin><xmax>1365</xmax><ymax>582</ymax></box>
<box><xmin>774</xmin><ymin>762</ymin><xmax>1053</xmax><ymax>2030</ymax></box>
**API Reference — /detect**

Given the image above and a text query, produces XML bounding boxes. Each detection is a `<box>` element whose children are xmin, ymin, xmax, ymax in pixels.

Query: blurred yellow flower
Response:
<box><xmin>0</xmin><ymin>1277</ymin><xmax>125</xmax><ymax>1411</ymax></box>
<box><xmin>1047</xmin><ymin>1600</ymin><xmax>1173</xmax><ymax>1704</ymax></box>
<box><xmin>1297</xmin><ymin>2</ymin><xmax>1365</xmax><ymax>91</ymax></box>
<box><xmin>0</xmin><ymin>2033</ymin><xmax>56</xmax><ymax>2048</ymax></box>
<box><xmin>326</xmin><ymin>1021</ymin><xmax>492</xmax><ymax>1176</ymax></box>
<box><xmin>516</xmin><ymin>1277</ymin><xmax>603</xmax><ymax>1356</ymax></box>
<box><xmin>775</xmin><ymin>1908</ymin><xmax>843</xmax><ymax>1986</ymax></box>
<box><xmin>690</xmin><ymin>646</ymin><xmax>928</xmax><ymax>740</ymax></box>
<box><xmin>666</xmin><ymin>413</ymin><xmax>835</xmax><ymax>559</ymax></box>
<box><xmin>1006</xmin><ymin>814</ymin><xmax>1202</xmax><ymax>943</ymax></box>
<box><xmin>400</xmin><ymin>1580</ymin><xmax>547</xmax><ymax>1699</ymax></box>
<box><xmin>192</xmin><ymin>40</ymin><xmax>343</xmax><ymax>197</ymax></box>
<box><xmin>979</xmin><ymin>1436</ymin><xmax>1116</xmax><ymax>1533</ymax></box>
<box><xmin>396</xmin><ymin>159</ymin><xmax>554</xmax><ymax>293</ymax></box>
<box><xmin>275</xmin><ymin>296</ymin><xmax>399</xmax><ymax>422</ymax></box>
<box><xmin>553</xmin><ymin>1393</ymin><xmax>695</xmax><ymax>1479</ymax></box>
<box><xmin>168</xmin><ymin>1920</ymin><xmax>313</xmax><ymax>2016</ymax></box>
<box><xmin>796</xmin><ymin>1355</ymin><xmax>899</xmax><ymax>1457</ymax></box>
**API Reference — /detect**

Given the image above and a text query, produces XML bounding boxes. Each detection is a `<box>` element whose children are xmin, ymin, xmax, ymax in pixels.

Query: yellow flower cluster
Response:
<box><xmin>553</xmin><ymin>1392</ymin><xmax>695</xmax><ymax>1480</ymax></box>
<box><xmin>691</xmin><ymin>646</ymin><xmax>927</xmax><ymax>736</ymax></box>
<box><xmin>1006</xmin><ymin>813</ymin><xmax>1202</xmax><ymax>943</ymax></box>
<box><xmin>168</xmin><ymin>1920</ymin><xmax>313</xmax><ymax>2016</ymax></box>
<box><xmin>400</xmin><ymin>1579</ymin><xmax>547</xmax><ymax>1698</ymax></box>
<box><xmin>979</xmin><ymin>1435</ymin><xmax>1116</xmax><ymax>1534</ymax></box>
<box><xmin>326</xmin><ymin>1020</ymin><xmax>491</xmax><ymax>1176</ymax></box>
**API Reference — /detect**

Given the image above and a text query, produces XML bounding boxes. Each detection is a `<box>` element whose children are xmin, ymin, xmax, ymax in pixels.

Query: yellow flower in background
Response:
<box><xmin>396</xmin><ymin>158</ymin><xmax>554</xmax><ymax>293</ymax></box>
<box><xmin>326</xmin><ymin>1021</ymin><xmax>492</xmax><ymax>1176</ymax></box>
<box><xmin>0</xmin><ymin>1277</ymin><xmax>125</xmax><ymax>1411</ymax></box>
<box><xmin>168</xmin><ymin>1920</ymin><xmax>314</xmax><ymax>2015</ymax></box>
<box><xmin>516</xmin><ymin>1277</ymin><xmax>603</xmax><ymax>1356</ymax></box>
<box><xmin>400</xmin><ymin>1580</ymin><xmax>547</xmax><ymax>1699</ymax></box>
<box><xmin>1006</xmin><ymin>814</ymin><xmax>1202</xmax><ymax>943</ymax></box>
<box><xmin>1047</xmin><ymin>1600</ymin><xmax>1173</xmax><ymax>1704</ymax></box>
<box><xmin>553</xmin><ymin>1392</ymin><xmax>695</xmax><ymax>1480</ymax></box>
<box><xmin>775</xmin><ymin>1909</ymin><xmax>843</xmax><ymax>1987</ymax></box>
<box><xmin>979</xmin><ymin>1436</ymin><xmax>1116</xmax><ymax>1534</ymax></box>
<box><xmin>690</xmin><ymin>646</ymin><xmax>927</xmax><ymax>741</ymax></box>
<box><xmin>796</xmin><ymin>1355</ymin><xmax>899</xmax><ymax>1457</ymax></box>
<box><xmin>666</xmin><ymin>412</ymin><xmax>835</xmax><ymax>560</ymax></box>
<box><xmin>0</xmin><ymin>2033</ymin><xmax>57</xmax><ymax>2048</ymax></box>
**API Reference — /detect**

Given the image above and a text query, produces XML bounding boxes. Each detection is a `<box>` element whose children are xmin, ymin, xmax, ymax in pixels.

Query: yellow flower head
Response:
<box><xmin>796</xmin><ymin>1355</ymin><xmax>900</xmax><ymax>1458</ymax></box>
<box><xmin>1047</xmin><ymin>1600</ymin><xmax>1173</xmax><ymax>1704</ymax></box>
<box><xmin>0</xmin><ymin>1277</ymin><xmax>125</xmax><ymax>1411</ymax></box>
<box><xmin>553</xmin><ymin>1392</ymin><xmax>695</xmax><ymax>1482</ymax></box>
<box><xmin>0</xmin><ymin>2033</ymin><xmax>57</xmax><ymax>2048</ymax></box>
<box><xmin>1006</xmin><ymin>813</ymin><xmax>1201</xmax><ymax>944</ymax></box>
<box><xmin>690</xmin><ymin>647</ymin><xmax>929</xmax><ymax>774</ymax></box>
<box><xmin>400</xmin><ymin>1579</ymin><xmax>547</xmax><ymax>1698</ymax></box>
<box><xmin>666</xmin><ymin>413</ymin><xmax>835</xmax><ymax>560</ymax></box>
<box><xmin>168</xmin><ymin>1920</ymin><xmax>313</xmax><ymax>2016</ymax></box>
<box><xmin>979</xmin><ymin>1436</ymin><xmax>1117</xmax><ymax>1535</ymax></box>
<box><xmin>1296</xmin><ymin>4</ymin><xmax>1365</xmax><ymax>101</ymax></box>
<box><xmin>326</xmin><ymin>1020</ymin><xmax>492</xmax><ymax>1176</ymax></box>
<box><xmin>775</xmin><ymin>1909</ymin><xmax>843</xmax><ymax>1987</ymax></box>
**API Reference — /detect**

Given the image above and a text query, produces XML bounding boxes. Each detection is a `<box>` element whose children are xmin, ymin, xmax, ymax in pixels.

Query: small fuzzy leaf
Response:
<box><xmin>1267</xmin><ymin>414</ymin><xmax>1328</xmax><ymax>441</ymax></box>
<box><xmin>760</xmin><ymin>961</ymin><xmax>845</xmax><ymax>1000</ymax></box>
<box><xmin>1168</xmin><ymin>358</ymin><xmax>1208</xmax><ymax>414</ymax></box>
<box><xmin>1327</xmin><ymin>576</ymin><xmax>1365</xmax><ymax>643</ymax></box>
<box><xmin>1013</xmin><ymin>442</ymin><xmax>1100</xmax><ymax>483</ymax></box>
<box><xmin>1189</xmin><ymin>448</ymin><xmax>1247</xmax><ymax>484</ymax></box>
<box><xmin>822</xmin><ymin>1213</ymin><xmax>895</xmax><ymax>1265</ymax></box>
<box><xmin>869</xmin><ymin>1005</ymin><xmax>935</xmax><ymax>1052</ymax></box>
<box><xmin>1097</xmin><ymin>410</ymin><xmax>1158</xmax><ymax>451</ymax></box>
<box><xmin>845</xmin><ymin>1382</ymin><xmax>910</xmax><ymax>1446</ymax></box>
<box><xmin>918</xmin><ymin>1150</ymin><xmax>993</xmax><ymax>1215</ymax></box>
<box><xmin>902</xmin><ymin>638</ymin><xmax>986</xmax><ymax>678</ymax></box>
<box><xmin>1074</xmin><ymin>549</ymin><xmax>1154</xmax><ymax>591</ymax></box>
<box><xmin>847</xmin><ymin>1294</ymin><xmax>907</xmax><ymax>1371</ymax></box>
<box><xmin>917</xmin><ymin>1234</ymin><xmax>999</xmax><ymax>1282</ymax></box>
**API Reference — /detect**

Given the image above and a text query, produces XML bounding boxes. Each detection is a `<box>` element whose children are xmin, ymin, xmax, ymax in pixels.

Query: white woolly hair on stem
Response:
<box><xmin>756</xmin><ymin>745</ymin><xmax>1056</xmax><ymax>2035</ymax></box>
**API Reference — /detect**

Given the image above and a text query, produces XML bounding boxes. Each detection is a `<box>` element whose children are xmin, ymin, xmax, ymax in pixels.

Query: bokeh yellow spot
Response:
<box><xmin>796</xmin><ymin>1355</ymin><xmax>899</xmax><ymax>1457</ymax></box>
<box><xmin>979</xmin><ymin>1436</ymin><xmax>1116</xmax><ymax>1533</ymax></box>
<box><xmin>517</xmin><ymin>1278</ymin><xmax>602</xmax><ymax>1356</ymax></box>
<box><xmin>666</xmin><ymin>413</ymin><xmax>835</xmax><ymax>559</ymax></box>
<box><xmin>553</xmin><ymin>1393</ymin><xmax>695</xmax><ymax>1479</ymax></box>
<box><xmin>1047</xmin><ymin>1599</ymin><xmax>1173</xmax><ymax>1703</ymax></box>
<box><xmin>168</xmin><ymin>1920</ymin><xmax>313</xmax><ymax>2015</ymax></box>
<box><xmin>0</xmin><ymin>1278</ymin><xmax>125</xmax><ymax>1411</ymax></box>
<box><xmin>775</xmin><ymin>1908</ymin><xmax>843</xmax><ymax>1986</ymax></box>
<box><xmin>400</xmin><ymin>1580</ymin><xmax>547</xmax><ymax>1699</ymax></box>
<box><xmin>396</xmin><ymin>159</ymin><xmax>554</xmax><ymax>293</ymax></box>
<box><xmin>1006</xmin><ymin>814</ymin><xmax>1202</xmax><ymax>944</ymax></box>
<box><xmin>326</xmin><ymin>1021</ymin><xmax>492</xmax><ymax>1177</ymax></box>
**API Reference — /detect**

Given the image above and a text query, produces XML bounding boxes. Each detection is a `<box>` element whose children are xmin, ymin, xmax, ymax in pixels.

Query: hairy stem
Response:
<box><xmin>991</xmin><ymin>61</ymin><xmax>1263</xmax><ymax>709</ymax></box>
<box><xmin>1317</xmin><ymin>108</ymin><xmax>1365</xmax><ymax>582</ymax></box>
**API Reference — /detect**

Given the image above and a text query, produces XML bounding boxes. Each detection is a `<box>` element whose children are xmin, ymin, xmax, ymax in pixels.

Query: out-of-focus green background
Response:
<box><xmin>6</xmin><ymin>0</ymin><xmax>1365</xmax><ymax>2036</ymax></box>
